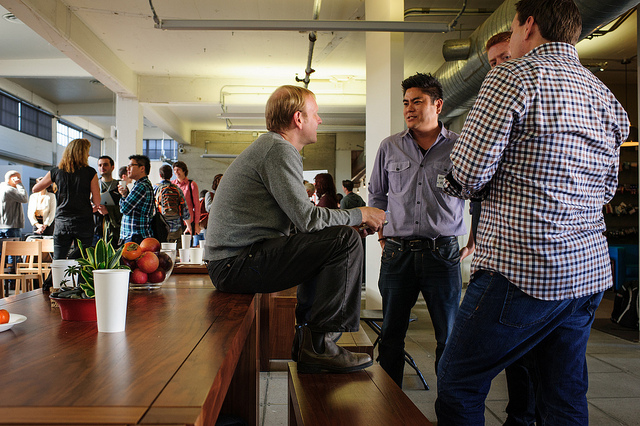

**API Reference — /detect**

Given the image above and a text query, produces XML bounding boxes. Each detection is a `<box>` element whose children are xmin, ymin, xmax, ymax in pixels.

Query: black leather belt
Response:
<box><xmin>386</xmin><ymin>236</ymin><xmax>456</xmax><ymax>251</ymax></box>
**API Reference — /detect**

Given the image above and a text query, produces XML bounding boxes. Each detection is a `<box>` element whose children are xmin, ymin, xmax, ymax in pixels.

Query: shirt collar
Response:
<box><xmin>524</xmin><ymin>42</ymin><xmax>579</xmax><ymax>61</ymax></box>
<box><xmin>403</xmin><ymin>121</ymin><xmax>452</xmax><ymax>149</ymax></box>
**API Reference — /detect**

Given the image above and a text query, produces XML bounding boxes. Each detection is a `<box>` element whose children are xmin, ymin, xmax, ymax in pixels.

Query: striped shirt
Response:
<box><xmin>120</xmin><ymin>176</ymin><xmax>155</xmax><ymax>240</ymax></box>
<box><xmin>444</xmin><ymin>43</ymin><xmax>629</xmax><ymax>301</ymax></box>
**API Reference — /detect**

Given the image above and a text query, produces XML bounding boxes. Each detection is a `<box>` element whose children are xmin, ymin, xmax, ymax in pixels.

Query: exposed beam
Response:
<box><xmin>158</xmin><ymin>19</ymin><xmax>451</xmax><ymax>33</ymax></box>
<box><xmin>1</xmin><ymin>0</ymin><xmax>137</xmax><ymax>98</ymax></box>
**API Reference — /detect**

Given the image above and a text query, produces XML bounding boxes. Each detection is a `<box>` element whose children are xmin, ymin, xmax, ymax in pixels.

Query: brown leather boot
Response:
<box><xmin>297</xmin><ymin>325</ymin><xmax>372</xmax><ymax>373</ymax></box>
<box><xmin>291</xmin><ymin>324</ymin><xmax>343</xmax><ymax>362</ymax></box>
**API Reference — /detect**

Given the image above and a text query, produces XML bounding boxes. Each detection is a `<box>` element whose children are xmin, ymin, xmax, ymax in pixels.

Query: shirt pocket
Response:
<box><xmin>386</xmin><ymin>161</ymin><xmax>411</xmax><ymax>193</ymax></box>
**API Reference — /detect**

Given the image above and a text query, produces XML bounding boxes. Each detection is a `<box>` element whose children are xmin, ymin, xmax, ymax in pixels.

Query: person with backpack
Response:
<box><xmin>155</xmin><ymin>164</ymin><xmax>190</xmax><ymax>244</ymax></box>
<box><xmin>172</xmin><ymin>161</ymin><xmax>200</xmax><ymax>236</ymax></box>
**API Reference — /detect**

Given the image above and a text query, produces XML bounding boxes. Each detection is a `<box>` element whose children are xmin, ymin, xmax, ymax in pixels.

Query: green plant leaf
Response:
<box><xmin>86</xmin><ymin>247</ymin><xmax>96</xmax><ymax>267</ymax></box>
<box><xmin>95</xmin><ymin>239</ymin><xmax>108</xmax><ymax>264</ymax></box>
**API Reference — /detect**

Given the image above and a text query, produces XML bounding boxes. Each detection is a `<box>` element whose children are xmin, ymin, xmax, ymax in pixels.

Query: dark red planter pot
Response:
<box><xmin>50</xmin><ymin>296</ymin><xmax>97</xmax><ymax>321</ymax></box>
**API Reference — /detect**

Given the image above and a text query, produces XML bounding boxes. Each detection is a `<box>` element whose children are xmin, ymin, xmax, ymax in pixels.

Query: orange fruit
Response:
<box><xmin>0</xmin><ymin>309</ymin><xmax>9</xmax><ymax>324</ymax></box>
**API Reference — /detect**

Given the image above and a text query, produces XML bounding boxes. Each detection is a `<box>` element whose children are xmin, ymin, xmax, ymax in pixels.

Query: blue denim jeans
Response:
<box><xmin>378</xmin><ymin>237</ymin><xmax>462</xmax><ymax>386</ymax></box>
<box><xmin>436</xmin><ymin>271</ymin><xmax>602</xmax><ymax>426</ymax></box>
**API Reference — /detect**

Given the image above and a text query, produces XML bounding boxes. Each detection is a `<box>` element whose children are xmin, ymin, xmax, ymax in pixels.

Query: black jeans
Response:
<box><xmin>207</xmin><ymin>226</ymin><xmax>363</xmax><ymax>332</ymax></box>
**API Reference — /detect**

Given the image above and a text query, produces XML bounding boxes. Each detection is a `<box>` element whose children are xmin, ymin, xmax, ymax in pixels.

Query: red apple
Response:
<box><xmin>130</xmin><ymin>268</ymin><xmax>148</xmax><ymax>284</ymax></box>
<box><xmin>137</xmin><ymin>251</ymin><xmax>159</xmax><ymax>273</ymax></box>
<box><xmin>148</xmin><ymin>269</ymin><xmax>166</xmax><ymax>283</ymax></box>
<box><xmin>139</xmin><ymin>237</ymin><xmax>161</xmax><ymax>253</ymax></box>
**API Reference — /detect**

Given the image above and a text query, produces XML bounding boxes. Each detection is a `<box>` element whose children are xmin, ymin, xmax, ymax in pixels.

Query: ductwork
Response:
<box><xmin>437</xmin><ymin>0</ymin><xmax>640</xmax><ymax>121</ymax></box>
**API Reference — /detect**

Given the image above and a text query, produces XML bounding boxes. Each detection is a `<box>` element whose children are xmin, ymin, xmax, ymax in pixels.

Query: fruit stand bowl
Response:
<box><xmin>121</xmin><ymin>239</ymin><xmax>175</xmax><ymax>290</ymax></box>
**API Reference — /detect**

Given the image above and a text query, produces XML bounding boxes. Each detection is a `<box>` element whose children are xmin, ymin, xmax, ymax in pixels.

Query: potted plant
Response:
<box><xmin>50</xmin><ymin>234</ymin><xmax>129</xmax><ymax>321</ymax></box>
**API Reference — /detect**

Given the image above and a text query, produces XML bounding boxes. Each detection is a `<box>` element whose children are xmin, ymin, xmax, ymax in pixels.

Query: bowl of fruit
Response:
<box><xmin>121</xmin><ymin>237</ymin><xmax>175</xmax><ymax>290</ymax></box>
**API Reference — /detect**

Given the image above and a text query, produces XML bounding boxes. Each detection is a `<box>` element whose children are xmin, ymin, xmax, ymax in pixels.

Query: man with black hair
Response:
<box><xmin>94</xmin><ymin>155</ymin><xmax>122</xmax><ymax>244</ymax></box>
<box><xmin>340</xmin><ymin>180</ymin><xmax>366</xmax><ymax>210</ymax></box>
<box><xmin>118</xmin><ymin>155</ymin><xmax>154</xmax><ymax>244</ymax></box>
<box><xmin>368</xmin><ymin>73</ymin><xmax>470</xmax><ymax>387</ymax></box>
<box><xmin>436</xmin><ymin>0</ymin><xmax>630</xmax><ymax>424</ymax></box>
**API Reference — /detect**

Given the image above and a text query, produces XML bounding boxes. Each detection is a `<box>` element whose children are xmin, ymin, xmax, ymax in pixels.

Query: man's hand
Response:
<box><xmin>357</xmin><ymin>207</ymin><xmax>386</xmax><ymax>232</ymax></box>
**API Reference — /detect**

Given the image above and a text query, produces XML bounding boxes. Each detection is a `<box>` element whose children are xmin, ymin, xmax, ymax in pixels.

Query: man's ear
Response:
<box><xmin>434</xmin><ymin>98</ymin><xmax>443</xmax><ymax>115</ymax></box>
<box><xmin>293</xmin><ymin>110</ymin><xmax>304</xmax><ymax>130</ymax></box>
<box><xmin>523</xmin><ymin>15</ymin><xmax>535</xmax><ymax>40</ymax></box>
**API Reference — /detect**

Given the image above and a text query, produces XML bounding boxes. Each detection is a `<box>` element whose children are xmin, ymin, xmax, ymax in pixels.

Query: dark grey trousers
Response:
<box><xmin>207</xmin><ymin>225</ymin><xmax>363</xmax><ymax>332</ymax></box>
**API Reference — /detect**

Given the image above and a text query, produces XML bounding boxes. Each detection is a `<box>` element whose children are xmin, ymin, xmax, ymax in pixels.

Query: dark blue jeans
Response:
<box><xmin>436</xmin><ymin>271</ymin><xmax>602</xmax><ymax>426</ymax></box>
<box><xmin>207</xmin><ymin>226</ymin><xmax>363</xmax><ymax>332</ymax></box>
<box><xmin>377</xmin><ymin>237</ymin><xmax>462</xmax><ymax>387</ymax></box>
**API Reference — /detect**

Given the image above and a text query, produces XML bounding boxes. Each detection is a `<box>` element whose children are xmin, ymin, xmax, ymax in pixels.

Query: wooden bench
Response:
<box><xmin>260</xmin><ymin>287</ymin><xmax>374</xmax><ymax>370</ymax></box>
<box><xmin>288</xmin><ymin>363</ymin><xmax>432</xmax><ymax>426</ymax></box>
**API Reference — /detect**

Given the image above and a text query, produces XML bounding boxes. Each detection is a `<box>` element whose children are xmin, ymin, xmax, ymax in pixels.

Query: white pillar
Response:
<box><xmin>364</xmin><ymin>0</ymin><xmax>404</xmax><ymax>309</ymax></box>
<box><xmin>335</xmin><ymin>150</ymin><xmax>351</xmax><ymax>192</ymax></box>
<box><xmin>115</xmin><ymin>95</ymin><xmax>144</xmax><ymax>172</ymax></box>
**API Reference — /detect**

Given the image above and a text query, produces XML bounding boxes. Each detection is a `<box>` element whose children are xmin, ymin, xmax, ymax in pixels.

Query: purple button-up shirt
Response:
<box><xmin>369</xmin><ymin>126</ymin><xmax>466</xmax><ymax>239</ymax></box>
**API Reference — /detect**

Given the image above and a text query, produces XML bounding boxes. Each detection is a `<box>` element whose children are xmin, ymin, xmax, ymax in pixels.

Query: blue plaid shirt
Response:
<box><xmin>445</xmin><ymin>43</ymin><xmax>630</xmax><ymax>300</ymax></box>
<box><xmin>119</xmin><ymin>176</ymin><xmax>155</xmax><ymax>240</ymax></box>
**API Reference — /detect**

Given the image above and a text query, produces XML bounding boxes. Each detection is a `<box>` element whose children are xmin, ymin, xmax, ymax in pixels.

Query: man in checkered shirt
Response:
<box><xmin>435</xmin><ymin>0</ymin><xmax>630</xmax><ymax>424</ymax></box>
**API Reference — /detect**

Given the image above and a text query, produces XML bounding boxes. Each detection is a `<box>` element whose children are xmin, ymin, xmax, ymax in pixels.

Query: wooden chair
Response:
<box><xmin>17</xmin><ymin>238</ymin><xmax>54</xmax><ymax>281</ymax></box>
<box><xmin>0</xmin><ymin>240</ymin><xmax>43</xmax><ymax>297</ymax></box>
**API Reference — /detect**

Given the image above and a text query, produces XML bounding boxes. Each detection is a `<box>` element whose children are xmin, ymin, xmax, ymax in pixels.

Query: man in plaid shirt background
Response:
<box><xmin>435</xmin><ymin>0</ymin><xmax>630</xmax><ymax>424</ymax></box>
<box><xmin>118</xmin><ymin>155</ymin><xmax>155</xmax><ymax>244</ymax></box>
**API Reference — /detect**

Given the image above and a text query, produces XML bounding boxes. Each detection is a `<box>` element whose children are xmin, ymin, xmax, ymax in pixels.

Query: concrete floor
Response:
<box><xmin>260</xmin><ymin>292</ymin><xmax>640</xmax><ymax>426</ymax></box>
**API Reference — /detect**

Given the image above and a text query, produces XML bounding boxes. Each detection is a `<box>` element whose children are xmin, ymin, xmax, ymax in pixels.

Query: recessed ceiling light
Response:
<box><xmin>89</xmin><ymin>79</ymin><xmax>104</xmax><ymax>86</ymax></box>
<box><xmin>2</xmin><ymin>13</ymin><xmax>23</xmax><ymax>24</ymax></box>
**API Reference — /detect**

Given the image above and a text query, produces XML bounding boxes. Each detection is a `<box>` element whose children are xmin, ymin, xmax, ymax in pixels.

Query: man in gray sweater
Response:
<box><xmin>0</xmin><ymin>170</ymin><xmax>28</xmax><ymax>239</ymax></box>
<box><xmin>205</xmin><ymin>85</ymin><xmax>386</xmax><ymax>374</ymax></box>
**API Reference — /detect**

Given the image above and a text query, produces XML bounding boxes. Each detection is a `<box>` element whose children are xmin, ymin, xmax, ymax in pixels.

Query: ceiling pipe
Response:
<box><xmin>404</xmin><ymin>8</ymin><xmax>494</xmax><ymax>18</ymax></box>
<box><xmin>437</xmin><ymin>0</ymin><xmax>640</xmax><ymax>121</ymax></box>
<box><xmin>295</xmin><ymin>0</ymin><xmax>322</xmax><ymax>88</ymax></box>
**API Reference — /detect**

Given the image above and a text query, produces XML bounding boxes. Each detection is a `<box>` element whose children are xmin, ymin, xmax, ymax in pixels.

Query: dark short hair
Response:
<box><xmin>342</xmin><ymin>179</ymin><xmax>354</xmax><ymax>192</ymax></box>
<box><xmin>401</xmin><ymin>73</ymin><xmax>443</xmax><ymax>102</ymax></box>
<box><xmin>515</xmin><ymin>0</ymin><xmax>581</xmax><ymax>45</ymax></box>
<box><xmin>173</xmin><ymin>160</ymin><xmax>188</xmax><ymax>176</ymax></box>
<box><xmin>486</xmin><ymin>31</ymin><xmax>511</xmax><ymax>52</ymax></box>
<box><xmin>159</xmin><ymin>164</ymin><xmax>173</xmax><ymax>180</ymax></box>
<box><xmin>129</xmin><ymin>154</ymin><xmax>150</xmax><ymax>175</ymax></box>
<box><xmin>98</xmin><ymin>155</ymin><xmax>114</xmax><ymax>166</ymax></box>
<box><xmin>118</xmin><ymin>166</ymin><xmax>128</xmax><ymax>178</ymax></box>
<box><xmin>266</xmin><ymin>85</ymin><xmax>315</xmax><ymax>133</ymax></box>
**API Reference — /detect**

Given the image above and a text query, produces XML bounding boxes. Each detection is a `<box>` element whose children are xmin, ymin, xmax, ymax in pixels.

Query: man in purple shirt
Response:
<box><xmin>368</xmin><ymin>73</ymin><xmax>469</xmax><ymax>387</ymax></box>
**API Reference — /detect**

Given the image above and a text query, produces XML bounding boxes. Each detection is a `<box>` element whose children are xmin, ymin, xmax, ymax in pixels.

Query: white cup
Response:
<box><xmin>93</xmin><ymin>269</ymin><xmax>130</xmax><ymax>333</ymax></box>
<box><xmin>179</xmin><ymin>248</ymin><xmax>190</xmax><ymax>263</ymax></box>
<box><xmin>161</xmin><ymin>242</ymin><xmax>177</xmax><ymax>250</ymax></box>
<box><xmin>50</xmin><ymin>259</ymin><xmax>79</xmax><ymax>288</ymax></box>
<box><xmin>190</xmin><ymin>247</ymin><xmax>204</xmax><ymax>264</ymax></box>
<box><xmin>198</xmin><ymin>240</ymin><xmax>206</xmax><ymax>248</ymax></box>
<box><xmin>181</xmin><ymin>234</ymin><xmax>191</xmax><ymax>249</ymax></box>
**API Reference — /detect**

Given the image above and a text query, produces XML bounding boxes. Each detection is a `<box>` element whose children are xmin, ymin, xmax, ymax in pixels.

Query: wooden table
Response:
<box><xmin>0</xmin><ymin>274</ymin><xmax>259</xmax><ymax>425</ymax></box>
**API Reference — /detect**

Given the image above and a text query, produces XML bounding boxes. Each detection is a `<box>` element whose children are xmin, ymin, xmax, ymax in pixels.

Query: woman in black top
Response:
<box><xmin>33</xmin><ymin>139</ymin><xmax>104</xmax><ymax>259</ymax></box>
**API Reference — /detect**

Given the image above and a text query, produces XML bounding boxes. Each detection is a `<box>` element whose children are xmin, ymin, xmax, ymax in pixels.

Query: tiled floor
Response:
<box><xmin>260</xmin><ymin>291</ymin><xmax>640</xmax><ymax>426</ymax></box>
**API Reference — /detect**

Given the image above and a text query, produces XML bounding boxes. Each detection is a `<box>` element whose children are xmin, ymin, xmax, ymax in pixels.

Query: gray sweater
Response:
<box><xmin>205</xmin><ymin>132</ymin><xmax>363</xmax><ymax>261</ymax></box>
<box><xmin>0</xmin><ymin>182</ymin><xmax>28</xmax><ymax>229</ymax></box>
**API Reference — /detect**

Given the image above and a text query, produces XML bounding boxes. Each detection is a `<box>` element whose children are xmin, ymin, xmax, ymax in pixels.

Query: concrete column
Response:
<box><xmin>335</xmin><ymin>150</ymin><xmax>351</xmax><ymax>192</ymax></box>
<box><xmin>364</xmin><ymin>0</ymin><xmax>404</xmax><ymax>309</ymax></box>
<box><xmin>115</xmin><ymin>95</ymin><xmax>143</xmax><ymax>172</ymax></box>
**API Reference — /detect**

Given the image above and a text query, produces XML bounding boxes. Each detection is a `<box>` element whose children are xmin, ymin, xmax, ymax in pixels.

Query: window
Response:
<box><xmin>143</xmin><ymin>139</ymin><xmax>178</xmax><ymax>161</ymax></box>
<box><xmin>56</xmin><ymin>121</ymin><xmax>82</xmax><ymax>147</ymax></box>
<box><xmin>56</xmin><ymin>121</ymin><xmax>102</xmax><ymax>156</ymax></box>
<box><xmin>0</xmin><ymin>90</ymin><xmax>52</xmax><ymax>141</ymax></box>
<box><xmin>0</xmin><ymin>94</ymin><xmax>19</xmax><ymax>130</ymax></box>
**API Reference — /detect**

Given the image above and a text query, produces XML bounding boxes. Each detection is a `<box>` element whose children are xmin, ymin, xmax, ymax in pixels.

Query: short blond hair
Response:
<box><xmin>266</xmin><ymin>85</ymin><xmax>315</xmax><ymax>133</ymax></box>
